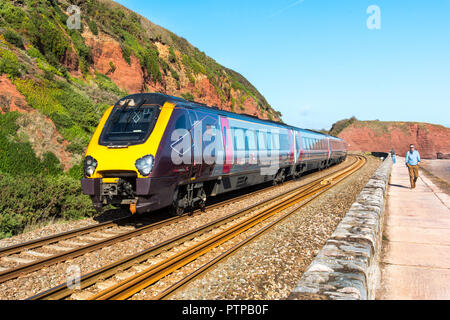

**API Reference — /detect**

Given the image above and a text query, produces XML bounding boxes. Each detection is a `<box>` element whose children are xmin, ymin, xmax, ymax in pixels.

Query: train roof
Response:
<box><xmin>116</xmin><ymin>93</ymin><xmax>344</xmax><ymax>141</ymax></box>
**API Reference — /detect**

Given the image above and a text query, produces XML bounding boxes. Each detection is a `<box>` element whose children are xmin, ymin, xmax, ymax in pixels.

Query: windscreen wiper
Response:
<box><xmin>124</xmin><ymin>99</ymin><xmax>147</xmax><ymax>132</ymax></box>
<box><xmin>112</xmin><ymin>99</ymin><xmax>131</xmax><ymax>125</ymax></box>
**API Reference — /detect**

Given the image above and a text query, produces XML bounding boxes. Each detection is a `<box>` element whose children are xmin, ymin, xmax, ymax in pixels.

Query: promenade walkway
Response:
<box><xmin>377</xmin><ymin>157</ymin><xmax>450</xmax><ymax>299</ymax></box>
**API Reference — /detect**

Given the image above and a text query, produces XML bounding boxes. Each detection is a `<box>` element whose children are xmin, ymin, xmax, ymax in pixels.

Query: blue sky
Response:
<box><xmin>116</xmin><ymin>0</ymin><xmax>450</xmax><ymax>130</ymax></box>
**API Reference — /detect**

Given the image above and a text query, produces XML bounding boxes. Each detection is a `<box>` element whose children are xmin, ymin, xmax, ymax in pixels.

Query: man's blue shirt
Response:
<box><xmin>405</xmin><ymin>150</ymin><xmax>421</xmax><ymax>166</ymax></box>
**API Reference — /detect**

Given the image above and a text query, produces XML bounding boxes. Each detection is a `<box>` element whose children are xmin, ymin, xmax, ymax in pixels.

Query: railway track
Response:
<box><xmin>0</xmin><ymin>179</ymin><xmax>286</xmax><ymax>284</ymax></box>
<box><xmin>29</xmin><ymin>155</ymin><xmax>365</xmax><ymax>300</ymax></box>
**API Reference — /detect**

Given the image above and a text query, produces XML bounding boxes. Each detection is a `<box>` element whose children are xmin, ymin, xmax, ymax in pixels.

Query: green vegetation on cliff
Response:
<box><xmin>0</xmin><ymin>0</ymin><xmax>280</xmax><ymax>238</ymax></box>
<box><xmin>0</xmin><ymin>112</ymin><xmax>94</xmax><ymax>238</ymax></box>
<box><xmin>329</xmin><ymin>117</ymin><xmax>358</xmax><ymax>136</ymax></box>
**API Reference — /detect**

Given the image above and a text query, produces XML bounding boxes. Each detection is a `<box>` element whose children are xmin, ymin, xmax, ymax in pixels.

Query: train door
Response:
<box><xmin>196</xmin><ymin>110</ymin><xmax>220</xmax><ymax>177</ymax></box>
<box><xmin>220</xmin><ymin>116</ymin><xmax>233</xmax><ymax>174</ymax></box>
<box><xmin>296</xmin><ymin>131</ymin><xmax>303</xmax><ymax>163</ymax></box>
<box><xmin>165</xmin><ymin>107</ymin><xmax>193</xmax><ymax>180</ymax></box>
<box><xmin>287</xmin><ymin>129</ymin><xmax>294</xmax><ymax>164</ymax></box>
<box><xmin>186</xmin><ymin>109</ymin><xmax>202</xmax><ymax>180</ymax></box>
<box><xmin>287</xmin><ymin>129</ymin><xmax>295</xmax><ymax>175</ymax></box>
<box><xmin>327</xmin><ymin>137</ymin><xmax>331</xmax><ymax>162</ymax></box>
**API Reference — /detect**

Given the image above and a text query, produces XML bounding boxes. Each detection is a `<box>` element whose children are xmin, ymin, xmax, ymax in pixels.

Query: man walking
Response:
<box><xmin>405</xmin><ymin>144</ymin><xmax>421</xmax><ymax>189</ymax></box>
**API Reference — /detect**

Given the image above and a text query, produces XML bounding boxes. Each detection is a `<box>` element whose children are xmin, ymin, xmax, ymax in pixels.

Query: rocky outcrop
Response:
<box><xmin>0</xmin><ymin>75</ymin><xmax>31</xmax><ymax>114</ymax></box>
<box><xmin>85</xmin><ymin>33</ymin><xmax>145</xmax><ymax>94</ymax></box>
<box><xmin>84</xmin><ymin>31</ymin><xmax>269</xmax><ymax>119</ymax></box>
<box><xmin>338</xmin><ymin>122</ymin><xmax>450</xmax><ymax>159</ymax></box>
<box><xmin>0</xmin><ymin>75</ymin><xmax>75</xmax><ymax>170</ymax></box>
<box><xmin>16</xmin><ymin>112</ymin><xmax>77</xmax><ymax>171</ymax></box>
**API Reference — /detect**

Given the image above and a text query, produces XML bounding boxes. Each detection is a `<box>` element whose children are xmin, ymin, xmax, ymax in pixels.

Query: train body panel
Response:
<box><xmin>81</xmin><ymin>93</ymin><xmax>347</xmax><ymax>215</ymax></box>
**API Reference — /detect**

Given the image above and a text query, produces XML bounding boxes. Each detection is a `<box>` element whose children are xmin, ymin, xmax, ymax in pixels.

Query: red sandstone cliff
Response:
<box><xmin>337</xmin><ymin>121</ymin><xmax>450</xmax><ymax>159</ymax></box>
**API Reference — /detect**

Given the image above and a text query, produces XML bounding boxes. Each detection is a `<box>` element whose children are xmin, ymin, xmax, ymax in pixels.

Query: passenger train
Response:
<box><xmin>81</xmin><ymin>93</ymin><xmax>347</xmax><ymax>215</ymax></box>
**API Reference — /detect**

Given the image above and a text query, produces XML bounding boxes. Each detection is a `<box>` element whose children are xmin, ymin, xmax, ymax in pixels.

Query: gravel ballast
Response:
<box><xmin>168</xmin><ymin>155</ymin><xmax>381</xmax><ymax>300</ymax></box>
<box><xmin>0</xmin><ymin>155</ymin><xmax>377</xmax><ymax>300</ymax></box>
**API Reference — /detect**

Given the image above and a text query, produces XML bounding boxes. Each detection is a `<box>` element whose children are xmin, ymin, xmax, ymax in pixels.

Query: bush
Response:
<box><xmin>68</xmin><ymin>161</ymin><xmax>84</xmax><ymax>180</ymax></box>
<box><xmin>42</xmin><ymin>151</ymin><xmax>62</xmax><ymax>176</ymax></box>
<box><xmin>0</xmin><ymin>172</ymin><xmax>95</xmax><ymax>238</ymax></box>
<box><xmin>121</xmin><ymin>44</ymin><xmax>131</xmax><ymax>65</ymax></box>
<box><xmin>329</xmin><ymin>117</ymin><xmax>358</xmax><ymax>136</ymax></box>
<box><xmin>4</xmin><ymin>29</ymin><xmax>24</xmax><ymax>49</ymax></box>
<box><xmin>12</xmin><ymin>78</ymin><xmax>97</xmax><ymax>155</ymax></box>
<box><xmin>24</xmin><ymin>8</ymin><xmax>70</xmax><ymax>68</ymax></box>
<box><xmin>69</xmin><ymin>30</ymin><xmax>92</xmax><ymax>74</ymax></box>
<box><xmin>36</xmin><ymin>58</ymin><xmax>63</xmax><ymax>77</ymax></box>
<box><xmin>27</xmin><ymin>46</ymin><xmax>45</xmax><ymax>60</ymax></box>
<box><xmin>86</xmin><ymin>18</ymin><xmax>98</xmax><ymax>35</ymax></box>
<box><xmin>13</xmin><ymin>78</ymin><xmax>66</xmax><ymax>117</ymax></box>
<box><xmin>0</xmin><ymin>49</ymin><xmax>21</xmax><ymax>78</ymax></box>
<box><xmin>181</xmin><ymin>92</ymin><xmax>195</xmax><ymax>101</ymax></box>
<box><xmin>142</xmin><ymin>46</ymin><xmax>161</xmax><ymax>83</ymax></box>
<box><xmin>0</xmin><ymin>112</ymin><xmax>63</xmax><ymax>177</ymax></box>
<box><xmin>94</xmin><ymin>72</ymin><xmax>127</xmax><ymax>97</ymax></box>
<box><xmin>168</xmin><ymin>47</ymin><xmax>177</xmax><ymax>63</ymax></box>
<box><xmin>0</xmin><ymin>2</ymin><xmax>26</xmax><ymax>29</ymax></box>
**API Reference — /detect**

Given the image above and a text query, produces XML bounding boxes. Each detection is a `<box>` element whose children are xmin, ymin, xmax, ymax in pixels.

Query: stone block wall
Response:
<box><xmin>288</xmin><ymin>155</ymin><xmax>392</xmax><ymax>300</ymax></box>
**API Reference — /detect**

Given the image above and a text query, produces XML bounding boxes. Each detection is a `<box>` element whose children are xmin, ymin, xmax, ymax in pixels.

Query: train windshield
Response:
<box><xmin>99</xmin><ymin>106</ymin><xmax>160</xmax><ymax>146</ymax></box>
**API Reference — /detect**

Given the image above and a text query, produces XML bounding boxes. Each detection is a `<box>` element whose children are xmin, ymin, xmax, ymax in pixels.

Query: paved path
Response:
<box><xmin>377</xmin><ymin>158</ymin><xmax>450</xmax><ymax>300</ymax></box>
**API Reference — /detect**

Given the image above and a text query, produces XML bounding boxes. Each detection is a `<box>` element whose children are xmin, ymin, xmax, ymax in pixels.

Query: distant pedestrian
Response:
<box><xmin>391</xmin><ymin>148</ymin><xmax>396</xmax><ymax>164</ymax></box>
<box><xmin>405</xmin><ymin>144</ymin><xmax>421</xmax><ymax>189</ymax></box>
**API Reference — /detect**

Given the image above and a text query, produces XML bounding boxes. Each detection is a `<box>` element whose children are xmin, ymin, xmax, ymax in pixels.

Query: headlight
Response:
<box><xmin>135</xmin><ymin>155</ymin><xmax>154</xmax><ymax>177</ymax></box>
<box><xmin>84</xmin><ymin>156</ymin><xmax>98</xmax><ymax>177</ymax></box>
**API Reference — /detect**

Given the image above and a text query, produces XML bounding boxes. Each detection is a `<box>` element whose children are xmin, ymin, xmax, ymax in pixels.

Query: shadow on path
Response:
<box><xmin>389</xmin><ymin>183</ymin><xmax>410</xmax><ymax>189</ymax></box>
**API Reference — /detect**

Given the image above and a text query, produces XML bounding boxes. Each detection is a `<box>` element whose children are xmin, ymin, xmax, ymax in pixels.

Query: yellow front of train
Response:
<box><xmin>81</xmin><ymin>95</ymin><xmax>175</xmax><ymax>214</ymax></box>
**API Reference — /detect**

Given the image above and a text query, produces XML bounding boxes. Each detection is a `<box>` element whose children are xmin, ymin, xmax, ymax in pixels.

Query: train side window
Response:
<box><xmin>234</xmin><ymin>128</ymin><xmax>245</xmax><ymax>151</ymax></box>
<box><xmin>266</xmin><ymin>131</ymin><xmax>272</xmax><ymax>152</ymax></box>
<box><xmin>257</xmin><ymin>130</ymin><xmax>267</xmax><ymax>151</ymax></box>
<box><xmin>232</xmin><ymin>128</ymin><xmax>245</xmax><ymax>164</ymax></box>
<box><xmin>272</xmin><ymin>132</ymin><xmax>280</xmax><ymax>151</ymax></box>
<box><xmin>175</xmin><ymin>114</ymin><xmax>187</xmax><ymax>130</ymax></box>
<box><xmin>246</xmin><ymin>130</ymin><xmax>257</xmax><ymax>151</ymax></box>
<box><xmin>296</xmin><ymin>134</ymin><xmax>301</xmax><ymax>151</ymax></box>
<box><xmin>280</xmin><ymin>134</ymin><xmax>289</xmax><ymax>152</ymax></box>
<box><xmin>223</xmin><ymin>126</ymin><xmax>229</xmax><ymax>146</ymax></box>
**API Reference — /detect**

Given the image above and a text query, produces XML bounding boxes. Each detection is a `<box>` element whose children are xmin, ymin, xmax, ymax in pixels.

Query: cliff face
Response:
<box><xmin>337</xmin><ymin>121</ymin><xmax>450</xmax><ymax>159</ymax></box>
<box><xmin>0</xmin><ymin>0</ymin><xmax>281</xmax><ymax>170</ymax></box>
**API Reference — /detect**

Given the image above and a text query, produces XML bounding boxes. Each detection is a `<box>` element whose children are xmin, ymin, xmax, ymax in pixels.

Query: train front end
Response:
<box><xmin>81</xmin><ymin>94</ymin><xmax>174</xmax><ymax>214</ymax></box>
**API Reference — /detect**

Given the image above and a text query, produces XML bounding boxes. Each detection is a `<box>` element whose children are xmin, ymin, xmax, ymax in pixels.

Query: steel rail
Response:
<box><xmin>28</xmin><ymin>178</ymin><xmax>323</xmax><ymax>300</ymax></box>
<box><xmin>0</xmin><ymin>176</ymin><xmax>286</xmax><ymax>284</ymax></box>
<box><xmin>155</xmin><ymin>156</ymin><xmax>366</xmax><ymax>300</ymax></box>
<box><xmin>91</xmin><ymin>156</ymin><xmax>366</xmax><ymax>300</ymax></box>
<box><xmin>28</xmin><ymin>156</ymin><xmax>360</xmax><ymax>300</ymax></box>
<box><xmin>0</xmin><ymin>218</ymin><xmax>130</xmax><ymax>258</ymax></box>
<box><xmin>91</xmin><ymin>183</ymin><xmax>329</xmax><ymax>300</ymax></box>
